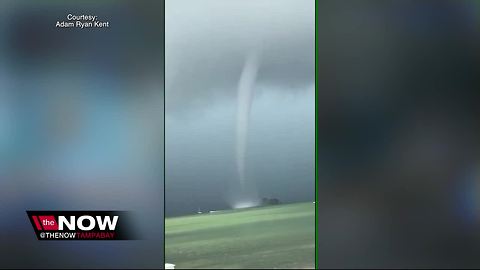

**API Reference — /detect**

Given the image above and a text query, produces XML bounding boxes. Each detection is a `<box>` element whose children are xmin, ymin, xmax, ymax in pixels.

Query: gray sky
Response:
<box><xmin>165</xmin><ymin>0</ymin><xmax>315</xmax><ymax>216</ymax></box>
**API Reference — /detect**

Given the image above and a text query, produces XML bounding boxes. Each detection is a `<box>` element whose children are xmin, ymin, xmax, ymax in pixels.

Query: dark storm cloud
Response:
<box><xmin>165</xmin><ymin>0</ymin><xmax>315</xmax><ymax>115</ymax></box>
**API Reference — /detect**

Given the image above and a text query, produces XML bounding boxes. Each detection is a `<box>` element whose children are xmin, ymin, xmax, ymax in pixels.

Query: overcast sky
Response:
<box><xmin>165</xmin><ymin>0</ymin><xmax>315</xmax><ymax>216</ymax></box>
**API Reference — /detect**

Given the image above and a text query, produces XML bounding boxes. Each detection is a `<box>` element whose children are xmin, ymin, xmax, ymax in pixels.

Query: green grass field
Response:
<box><xmin>165</xmin><ymin>202</ymin><xmax>315</xmax><ymax>269</ymax></box>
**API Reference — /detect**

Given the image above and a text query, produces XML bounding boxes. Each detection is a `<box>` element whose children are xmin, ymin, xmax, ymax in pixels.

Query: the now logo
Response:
<box><xmin>26</xmin><ymin>211</ymin><xmax>134</xmax><ymax>240</ymax></box>
<box><xmin>58</xmin><ymin>215</ymin><xmax>118</xmax><ymax>231</ymax></box>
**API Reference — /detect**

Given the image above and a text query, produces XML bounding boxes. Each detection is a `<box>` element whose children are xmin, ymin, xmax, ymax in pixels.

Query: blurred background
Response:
<box><xmin>318</xmin><ymin>0</ymin><xmax>480</xmax><ymax>268</ymax></box>
<box><xmin>0</xmin><ymin>0</ymin><xmax>164</xmax><ymax>268</ymax></box>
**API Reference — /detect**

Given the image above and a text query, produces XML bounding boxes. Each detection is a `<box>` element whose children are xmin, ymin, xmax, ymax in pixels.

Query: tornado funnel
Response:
<box><xmin>235</xmin><ymin>51</ymin><xmax>260</xmax><ymax>188</ymax></box>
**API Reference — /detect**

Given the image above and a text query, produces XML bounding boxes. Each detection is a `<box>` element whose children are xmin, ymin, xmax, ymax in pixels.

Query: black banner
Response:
<box><xmin>26</xmin><ymin>211</ymin><xmax>136</xmax><ymax>240</ymax></box>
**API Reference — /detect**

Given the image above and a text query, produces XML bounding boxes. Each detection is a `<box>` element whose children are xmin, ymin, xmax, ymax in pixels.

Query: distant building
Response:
<box><xmin>261</xmin><ymin>197</ymin><xmax>280</xmax><ymax>206</ymax></box>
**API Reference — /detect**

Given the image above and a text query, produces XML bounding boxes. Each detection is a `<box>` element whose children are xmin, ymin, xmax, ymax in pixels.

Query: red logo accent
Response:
<box><xmin>38</xmin><ymin>216</ymin><xmax>58</xmax><ymax>230</ymax></box>
<box><xmin>32</xmin><ymin>216</ymin><xmax>43</xmax><ymax>231</ymax></box>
